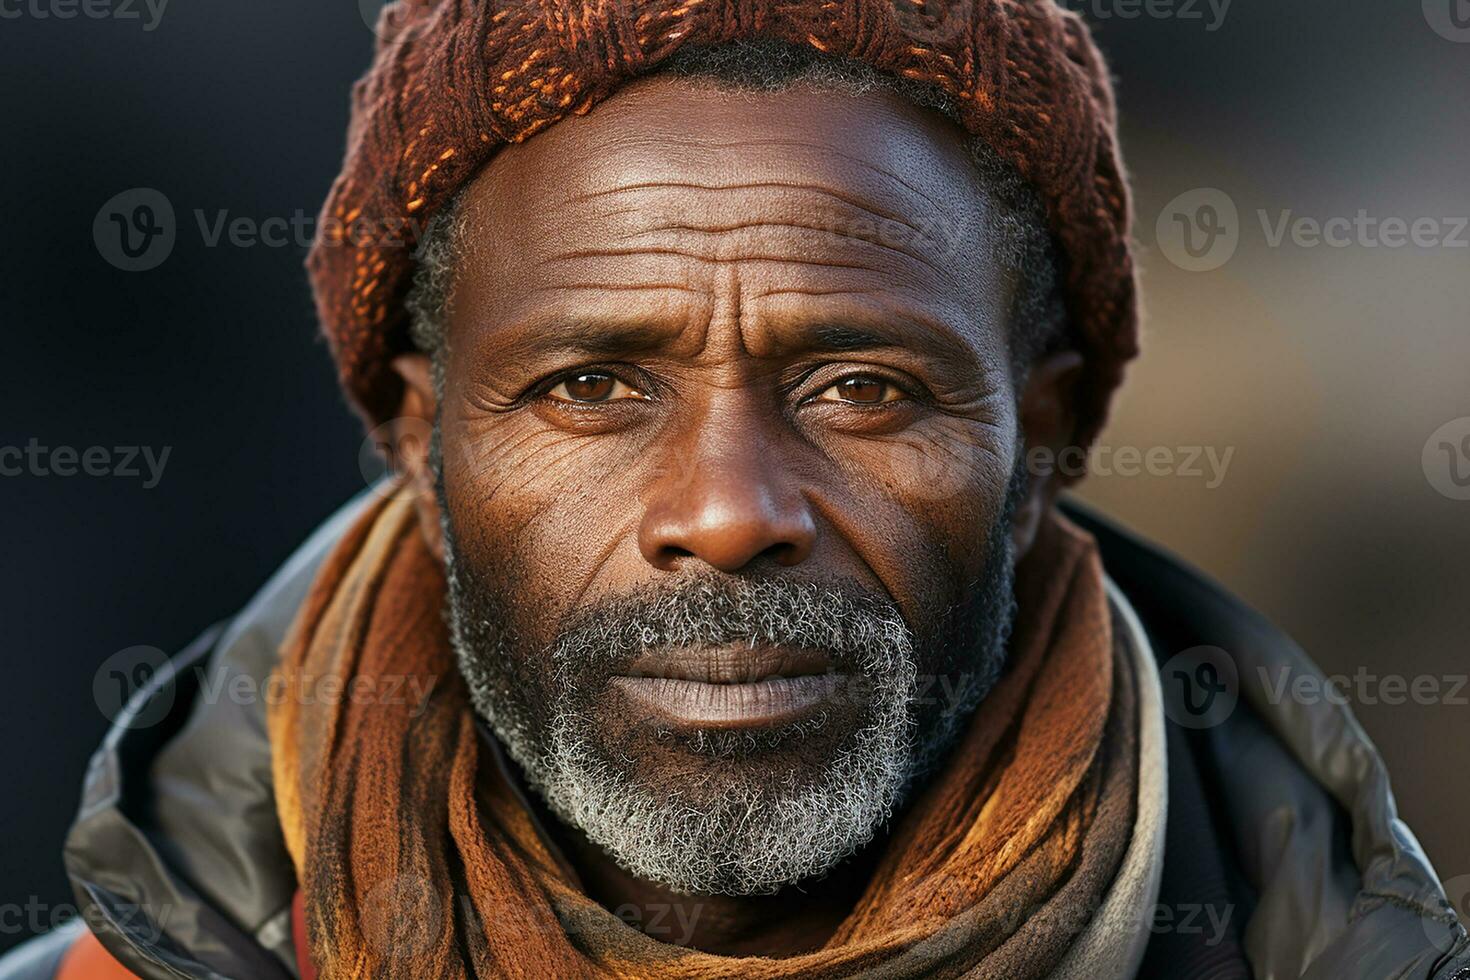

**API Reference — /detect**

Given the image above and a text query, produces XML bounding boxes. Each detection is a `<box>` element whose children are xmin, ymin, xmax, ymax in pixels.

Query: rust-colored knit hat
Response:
<box><xmin>309</xmin><ymin>0</ymin><xmax>1137</xmax><ymax>450</ymax></box>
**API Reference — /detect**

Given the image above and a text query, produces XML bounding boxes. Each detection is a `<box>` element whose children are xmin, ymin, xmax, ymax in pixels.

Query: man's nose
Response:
<box><xmin>638</xmin><ymin>438</ymin><xmax>817</xmax><ymax>573</ymax></box>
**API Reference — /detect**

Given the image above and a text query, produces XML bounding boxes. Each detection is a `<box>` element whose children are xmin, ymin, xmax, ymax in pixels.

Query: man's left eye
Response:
<box><xmin>546</xmin><ymin>372</ymin><xmax>647</xmax><ymax>403</ymax></box>
<box><xmin>814</xmin><ymin>376</ymin><xmax>907</xmax><ymax>405</ymax></box>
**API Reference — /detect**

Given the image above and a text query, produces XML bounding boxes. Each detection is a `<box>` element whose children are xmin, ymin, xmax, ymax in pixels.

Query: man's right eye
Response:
<box><xmin>545</xmin><ymin>372</ymin><xmax>647</xmax><ymax>404</ymax></box>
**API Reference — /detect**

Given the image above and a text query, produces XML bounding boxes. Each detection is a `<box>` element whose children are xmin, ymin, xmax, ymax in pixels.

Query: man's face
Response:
<box><xmin>427</xmin><ymin>76</ymin><xmax>1032</xmax><ymax>895</ymax></box>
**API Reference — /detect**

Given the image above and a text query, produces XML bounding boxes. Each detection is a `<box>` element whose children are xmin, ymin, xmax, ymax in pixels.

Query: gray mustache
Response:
<box><xmin>546</xmin><ymin>575</ymin><xmax>915</xmax><ymax>677</ymax></box>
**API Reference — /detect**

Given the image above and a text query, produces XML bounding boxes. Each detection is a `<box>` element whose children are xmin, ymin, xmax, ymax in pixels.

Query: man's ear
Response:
<box><xmin>1011</xmin><ymin>349</ymin><xmax>1086</xmax><ymax>559</ymax></box>
<box><xmin>388</xmin><ymin>352</ymin><xmax>445</xmax><ymax>562</ymax></box>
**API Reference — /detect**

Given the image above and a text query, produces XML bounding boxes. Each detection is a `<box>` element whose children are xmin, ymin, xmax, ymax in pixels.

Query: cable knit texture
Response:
<box><xmin>308</xmin><ymin>0</ymin><xmax>1137</xmax><ymax>452</ymax></box>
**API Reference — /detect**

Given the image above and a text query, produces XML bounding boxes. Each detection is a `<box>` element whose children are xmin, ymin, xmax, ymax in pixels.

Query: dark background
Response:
<box><xmin>2</xmin><ymin>0</ymin><xmax>1467</xmax><ymax>954</ymax></box>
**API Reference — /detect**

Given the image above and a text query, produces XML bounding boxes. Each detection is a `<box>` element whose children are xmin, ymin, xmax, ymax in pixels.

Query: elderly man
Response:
<box><xmin>3</xmin><ymin>2</ymin><xmax>1465</xmax><ymax>978</ymax></box>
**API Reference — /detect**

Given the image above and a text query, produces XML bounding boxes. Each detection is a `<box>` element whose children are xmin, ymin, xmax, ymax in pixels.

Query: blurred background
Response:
<box><xmin>0</xmin><ymin>0</ymin><xmax>1465</xmax><ymax>955</ymax></box>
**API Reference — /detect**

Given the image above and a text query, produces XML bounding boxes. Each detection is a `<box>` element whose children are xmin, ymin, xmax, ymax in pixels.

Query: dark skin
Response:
<box><xmin>388</xmin><ymin>75</ymin><xmax>1083</xmax><ymax>956</ymax></box>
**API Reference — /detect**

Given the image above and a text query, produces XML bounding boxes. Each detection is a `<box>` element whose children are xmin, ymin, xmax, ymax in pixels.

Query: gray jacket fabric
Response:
<box><xmin>3</xmin><ymin>494</ymin><xmax>1466</xmax><ymax>979</ymax></box>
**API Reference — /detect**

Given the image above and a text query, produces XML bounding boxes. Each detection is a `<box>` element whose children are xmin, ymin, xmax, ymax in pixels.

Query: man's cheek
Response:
<box><xmin>815</xmin><ymin>429</ymin><xmax>1005</xmax><ymax>583</ymax></box>
<box><xmin>450</xmin><ymin>419</ymin><xmax>616</xmax><ymax>503</ymax></box>
<box><xmin>449</xmin><ymin>436</ymin><xmax>648</xmax><ymax>605</ymax></box>
<box><xmin>449</xmin><ymin>419</ymin><xmax>635</xmax><ymax>526</ymax></box>
<box><xmin>817</xmin><ymin>415</ymin><xmax>1010</xmax><ymax>509</ymax></box>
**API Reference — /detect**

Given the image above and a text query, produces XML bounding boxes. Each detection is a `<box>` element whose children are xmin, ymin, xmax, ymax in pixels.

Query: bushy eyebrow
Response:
<box><xmin>763</xmin><ymin>307</ymin><xmax>984</xmax><ymax>369</ymax></box>
<box><xmin>484</xmin><ymin>322</ymin><xmax>980</xmax><ymax>391</ymax></box>
<box><xmin>809</xmin><ymin>324</ymin><xmax>896</xmax><ymax>352</ymax></box>
<box><xmin>518</xmin><ymin>320</ymin><xmax>676</xmax><ymax>359</ymax></box>
<box><xmin>473</xmin><ymin>274</ymin><xmax>988</xmax><ymax>376</ymax></box>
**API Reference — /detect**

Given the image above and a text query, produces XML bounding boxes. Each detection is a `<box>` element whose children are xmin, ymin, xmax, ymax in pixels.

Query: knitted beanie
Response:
<box><xmin>308</xmin><ymin>0</ymin><xmax>1137</xmax><ymax>453</ymax></box>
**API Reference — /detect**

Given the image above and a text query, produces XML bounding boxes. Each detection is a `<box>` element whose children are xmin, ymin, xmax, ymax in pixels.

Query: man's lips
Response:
<box><xmin>611</xmin><ymin>644</ymin><xmax>843</xmax><ymax>729</ymax></box>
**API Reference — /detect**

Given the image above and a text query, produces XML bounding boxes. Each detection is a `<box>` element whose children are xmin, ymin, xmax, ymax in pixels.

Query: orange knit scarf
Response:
<box><xmin>268</xmin><ymin>489</ymin><xmax>1136</xmax><ymax>978</ymax></box>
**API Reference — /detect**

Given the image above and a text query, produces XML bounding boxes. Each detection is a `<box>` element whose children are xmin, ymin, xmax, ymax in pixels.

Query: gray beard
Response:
<box><xmin>447</xmin><ymin>569</ymin><xmax>928</xmax><ymax>896</ymax></box>
<box><xmin>553</xmin><ymin>581</ymin><xmax>913</xmax><ymax>896</ymax></box>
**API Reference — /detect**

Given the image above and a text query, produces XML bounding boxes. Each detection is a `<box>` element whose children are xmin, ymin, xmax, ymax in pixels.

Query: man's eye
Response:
<box><xmin>814</xmin><ymin>376</ymin><xmax>907</xmax><ymax>405</ymax></box>
<box><xmin>545</xmin><ymin>372</ymin><xmax>646</xmax><ymax>404</ymax></box>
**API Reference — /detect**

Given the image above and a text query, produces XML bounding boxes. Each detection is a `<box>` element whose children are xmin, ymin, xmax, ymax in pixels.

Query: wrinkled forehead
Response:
<box><xmin>446</xmin><ymin>74</ymin><xmax>1013</xmax><ymax>355</ymax></box>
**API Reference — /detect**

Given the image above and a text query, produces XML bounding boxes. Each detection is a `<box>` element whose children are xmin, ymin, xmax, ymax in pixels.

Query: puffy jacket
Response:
<box><xmin>2</xmin><ymin>494</ymin><xmax>1466</xmax><ymax>979</ymax></box>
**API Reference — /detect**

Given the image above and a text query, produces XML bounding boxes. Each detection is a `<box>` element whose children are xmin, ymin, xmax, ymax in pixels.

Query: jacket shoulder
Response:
<box><xmin>56</xmin><ymin>490</ymin><xmax>378</xmax><ymax>979</ymax></box>
<box><xmin>1063</xmin><ymin>498</ymin><xmax>1470</xmax><ymax>980</ymax></box>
